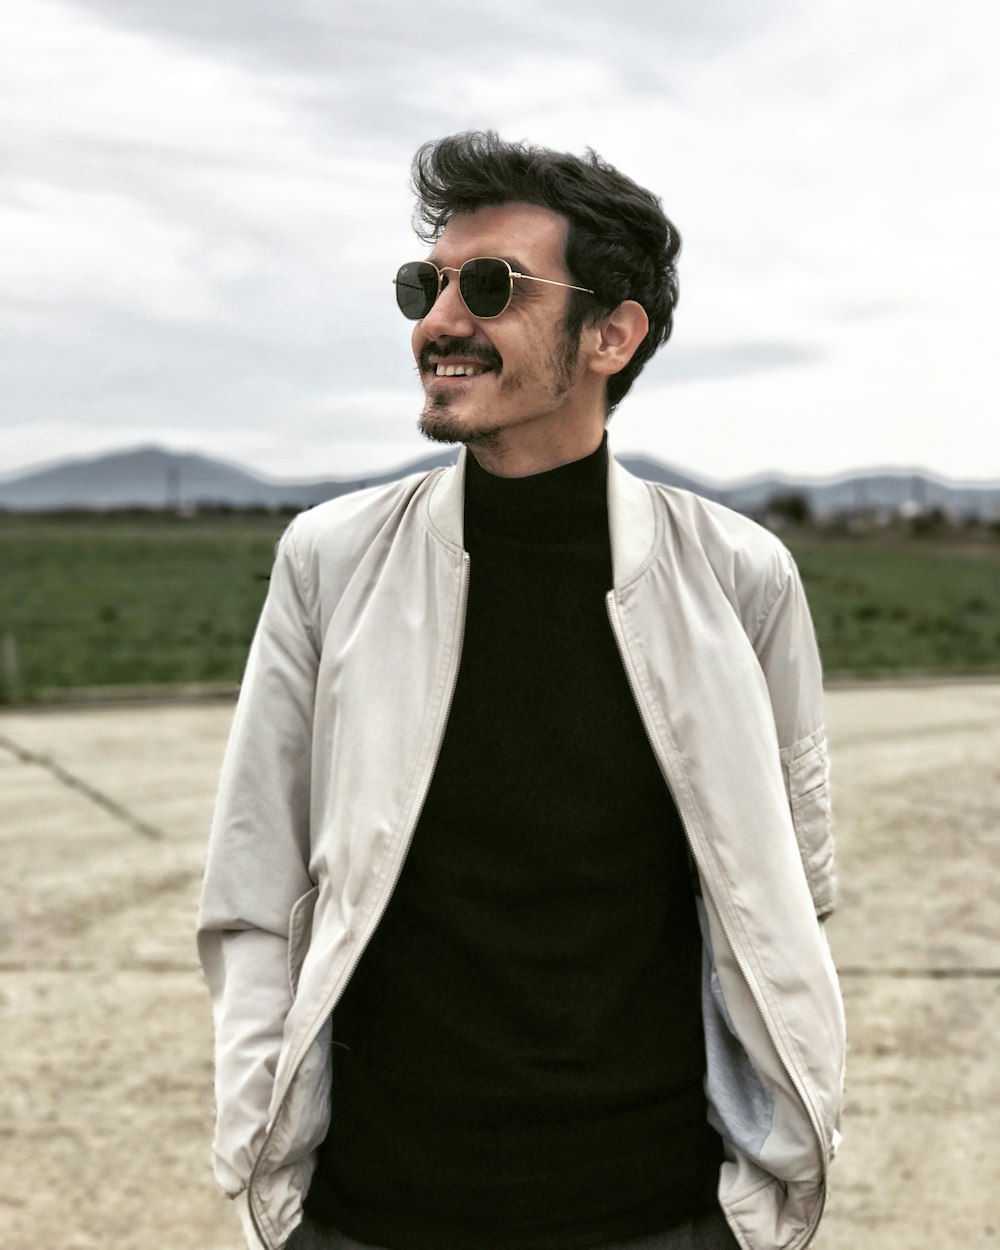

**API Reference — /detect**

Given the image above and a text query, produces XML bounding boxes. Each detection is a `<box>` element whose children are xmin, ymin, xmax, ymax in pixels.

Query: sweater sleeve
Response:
<box><xmin>196</xmin><ymin>521</ymin><xmax>320</xmax><ymax>1198</ymax></box>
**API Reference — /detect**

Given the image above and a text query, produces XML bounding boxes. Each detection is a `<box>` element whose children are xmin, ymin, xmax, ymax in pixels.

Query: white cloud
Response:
<box><xmin>0</xmin><ymin>0</ymin><xmax>997</xmax><ymax>483</ymax></box>
<box><xmin>2</xmin><ymin>0</ymin><xmax>296</xmax><ymax>158</ymax></box>
<box><xmin>1</xmin><ymin>180</ymin><xmax>219</xmax><ymax>318</ymax></box>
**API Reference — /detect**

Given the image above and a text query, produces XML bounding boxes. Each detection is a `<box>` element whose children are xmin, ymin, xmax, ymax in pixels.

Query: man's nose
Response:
<box><xmin>419</xmin><ymin>274</ymin><xmax>477</xmax><ymax>341</ymax></box>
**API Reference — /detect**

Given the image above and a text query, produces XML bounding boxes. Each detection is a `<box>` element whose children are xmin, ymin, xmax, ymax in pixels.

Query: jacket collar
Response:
<box><xmin>425</xmin><ymin>444</ymin><xmax>656</xmax><ymax>588</ymax></box>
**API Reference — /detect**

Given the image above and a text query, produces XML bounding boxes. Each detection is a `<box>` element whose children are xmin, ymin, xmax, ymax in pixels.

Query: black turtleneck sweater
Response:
<box><xmin>305</xmin><ymin>440</ymin><xmax>719</xmax><ymax>1249</ymax></box>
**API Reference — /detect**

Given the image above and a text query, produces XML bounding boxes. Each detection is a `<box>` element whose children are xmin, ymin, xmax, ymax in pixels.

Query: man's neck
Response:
<box><xmin>465</xmin><ymin>422</ymin><xmax>606</xmax><ymax>479</ymax></box>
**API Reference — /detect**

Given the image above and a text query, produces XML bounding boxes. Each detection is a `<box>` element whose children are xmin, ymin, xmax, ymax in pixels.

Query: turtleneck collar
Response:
<box><xmin>463</xmin><ymin>436</ymin><xmax>610</xmax><ymax>546</ymax></box>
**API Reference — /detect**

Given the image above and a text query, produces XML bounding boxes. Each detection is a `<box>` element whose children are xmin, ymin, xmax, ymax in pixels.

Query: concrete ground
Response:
<box><xmin>1</xmin><ymin>683</ymin><xmax>997</xmax><ymax>1250</ymax></box>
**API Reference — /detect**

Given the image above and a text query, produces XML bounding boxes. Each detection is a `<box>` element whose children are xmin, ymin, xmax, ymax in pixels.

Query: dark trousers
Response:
<box><xmin>285</xmin><ymin>1209</ymin><xmax>740</xmax><ymax>1250</ymax></box>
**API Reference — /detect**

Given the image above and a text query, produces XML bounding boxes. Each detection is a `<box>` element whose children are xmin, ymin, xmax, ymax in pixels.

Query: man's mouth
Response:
<box><xmin>420</xmin><ymin>338</ymin><xmax>502</xmax><ymax>380</ymax></box>
<box><xmin>432</xmin><ymin>362</ymin><xmax>491</xmax><ymax>378</ymax></box>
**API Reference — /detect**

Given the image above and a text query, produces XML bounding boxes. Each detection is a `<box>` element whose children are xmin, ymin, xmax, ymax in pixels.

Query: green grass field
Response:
<box><xmin>2</xmin><ymin>513</ymin><xmax>998</xmax><ymax>701</ymax></box>
<box><xmin>1</xmin><ymin>513</ymin><xmax>283</xmax><ymax>699</ymax></box>
<box><xmin>789</xmin><ymin>535</ymin><xmax>1000</xmax><ymax>677</ymax></box>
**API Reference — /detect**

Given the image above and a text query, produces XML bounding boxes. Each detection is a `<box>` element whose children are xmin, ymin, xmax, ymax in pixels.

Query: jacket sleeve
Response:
<box><xmin>196</xmin><ymin>521</ymin><xmax>319</xmax><ymax>1198</ymax></box>
<box><xmin>751</xmin><ymin>549</ymin><xmax>836</xmax><ymax>919</ymax></box>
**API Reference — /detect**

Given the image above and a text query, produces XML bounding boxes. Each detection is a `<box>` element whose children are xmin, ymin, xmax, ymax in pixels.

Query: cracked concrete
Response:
<box><xmin>1</xmin><ymin>685</ymin><xmax>997</xmax><ymax>1249</ymax></box>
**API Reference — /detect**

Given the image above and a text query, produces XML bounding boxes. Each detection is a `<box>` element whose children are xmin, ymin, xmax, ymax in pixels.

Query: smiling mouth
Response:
<box><xmin>420</xmin><ymin>338</ymin><xmax>502</xmax><ymax>380</ymax></box>
<box><xmin>432</xmin><ymin>363</ymin><xmax>492</xmax><ymax>378</ymax></box>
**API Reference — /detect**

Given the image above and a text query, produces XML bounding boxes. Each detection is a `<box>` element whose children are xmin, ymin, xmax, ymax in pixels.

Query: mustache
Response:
<box><xmin>419</xmin><ymin>338</ymin><xmax>503</xmax><ymax>373</ymax></box>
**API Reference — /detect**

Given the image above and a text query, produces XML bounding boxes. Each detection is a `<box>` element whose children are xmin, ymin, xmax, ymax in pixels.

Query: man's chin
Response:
<box><xmin>418</xmin><ymin>412</ymin><xmax>465</xmax><ymax>446</ymax></box>
<box><xmin>418</xmin><ymin>402</ymin><xmax>501</xmax><ymax>448</ymax></box>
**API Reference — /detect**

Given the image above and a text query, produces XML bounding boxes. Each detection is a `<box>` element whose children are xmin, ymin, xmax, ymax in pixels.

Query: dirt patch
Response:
<box><xmin>1</xmin><ymin>688</ymin><xmax>997</xmax><ymax>1249</ymax></box>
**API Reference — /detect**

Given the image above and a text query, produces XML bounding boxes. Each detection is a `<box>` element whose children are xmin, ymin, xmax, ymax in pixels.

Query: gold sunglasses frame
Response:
<box><xmin>393</xmin><ymin>256</ymin><xmax>594</xmax><ymax>320</ymax></box>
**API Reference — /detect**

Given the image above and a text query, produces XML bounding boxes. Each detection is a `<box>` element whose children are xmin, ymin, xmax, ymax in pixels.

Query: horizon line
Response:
<box><xmin>2</xmin><ymin>440</ymin><xmax>1000</xmax><ymax>494</ymax></box>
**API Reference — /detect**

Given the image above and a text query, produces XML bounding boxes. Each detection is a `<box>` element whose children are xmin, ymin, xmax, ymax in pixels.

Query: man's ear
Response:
<box><xmin>587</xmin><ymin>300</ymin><xmax>649</xmax><ymax>378</ymax></box>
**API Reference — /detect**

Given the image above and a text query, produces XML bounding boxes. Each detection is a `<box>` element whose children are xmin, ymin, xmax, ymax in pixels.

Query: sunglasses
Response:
<box><xmin>393</xmin><ymin>256</ymin><xmax>594</xmax><ymax>321</ymax></box>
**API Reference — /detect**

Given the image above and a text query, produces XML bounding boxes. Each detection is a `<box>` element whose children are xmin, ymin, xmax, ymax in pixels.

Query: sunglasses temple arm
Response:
<box><xmin>515</xmin><ymin>273</ymin><xmax>595</xmax><ymax>295</ymax></box>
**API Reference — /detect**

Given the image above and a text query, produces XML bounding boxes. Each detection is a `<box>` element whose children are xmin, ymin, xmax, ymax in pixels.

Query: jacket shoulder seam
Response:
<box><xmin>749</xmin><ymin>546</ymin><xmax>795</xmax><ymax>647</ymax></box>
<box><xmin>282</xmin><ymin>520</ymin><xmax>320</xmax><ymax>653</ymax></box>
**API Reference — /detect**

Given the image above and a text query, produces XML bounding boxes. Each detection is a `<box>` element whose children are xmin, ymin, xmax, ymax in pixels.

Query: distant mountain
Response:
<box><xmin>0</xmin><ymin>445</ymin><xmax>458</xmax><ymax>511</ymax></box>
<box><xmin>1</xmin><ymin>444</ymin><xmax>998</xmax><ymax>521</ymax></box>
<box><xmin>714</xmin><ymin>469</ymin><xmax>1000</xmax><ymax>522</ymax></box>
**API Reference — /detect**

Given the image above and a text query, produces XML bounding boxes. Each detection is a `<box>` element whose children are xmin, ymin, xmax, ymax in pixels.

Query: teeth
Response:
<box><xmin>434</xmin><ymin>363</ymin><xmax>486</xmax><ymax>378</ymax></box>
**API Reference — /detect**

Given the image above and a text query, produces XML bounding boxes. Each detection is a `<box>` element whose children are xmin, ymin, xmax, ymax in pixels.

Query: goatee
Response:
<box><xmin>419</xmin><ymin>404</ymin><xmax>502</xmax><ymax>449</ymax></box>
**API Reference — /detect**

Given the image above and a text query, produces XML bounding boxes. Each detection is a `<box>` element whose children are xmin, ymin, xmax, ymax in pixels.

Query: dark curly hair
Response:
<box><xmin>410</xmin><ymin>131</ymin><xmax>680</xmax><ymax>414</ymax></box>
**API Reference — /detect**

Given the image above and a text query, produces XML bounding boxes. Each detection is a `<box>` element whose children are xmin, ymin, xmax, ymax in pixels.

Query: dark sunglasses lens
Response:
<box><xmin>459</xmin><ymin>259</ymin><xmax>510</xmax><ymax>318</ymax></box>
<box><xmin>395</xmin><ymin>262</ymin><xmax>438</xmax><ymax>319</ymax></box>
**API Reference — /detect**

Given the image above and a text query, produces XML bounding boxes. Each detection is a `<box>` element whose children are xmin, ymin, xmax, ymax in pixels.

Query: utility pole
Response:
<box><xmin>2</xmin><ymin>631</ymin><xmax>19</xmax><ymax>700</ymax></box>
<box><xmin>166</xmin><ymin>462</ymin><xmax>181</xmax><ymax>512</ymax></box>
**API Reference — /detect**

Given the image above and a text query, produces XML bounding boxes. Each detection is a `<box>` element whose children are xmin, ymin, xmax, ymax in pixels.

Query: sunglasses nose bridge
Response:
<box><xmin>418</xmin><ymin>263</ymin><xmax>477</xmax><ymax>335</ymax></box>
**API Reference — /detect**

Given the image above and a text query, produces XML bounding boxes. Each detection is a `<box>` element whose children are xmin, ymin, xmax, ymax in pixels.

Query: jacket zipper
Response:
<box><xmin>605</xmin><ymin>591</ymin><xmax>827</xmax><ymax>1249</ymax></box>
<box><xmin>246</xmin><ymin>553</ymin><xmax>471</xmax><ymax>1250</ymax></box>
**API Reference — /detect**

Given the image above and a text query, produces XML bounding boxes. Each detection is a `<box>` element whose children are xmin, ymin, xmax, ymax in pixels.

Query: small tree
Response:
<box><xmin>766</xmin><ymin>491</ymin><xmax>812</xmax><ymax>526</ymax></box>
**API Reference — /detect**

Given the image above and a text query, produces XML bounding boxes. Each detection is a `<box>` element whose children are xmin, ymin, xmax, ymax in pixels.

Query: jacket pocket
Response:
<box><xmin>781</xmin><ymin>729</ymin><xmax>836</xmax><ymax>918</ymax></box>
<box><xmin>287</xmin><ymin>885</ymin><xmax>319</xmax><ymax>995</ymax></box>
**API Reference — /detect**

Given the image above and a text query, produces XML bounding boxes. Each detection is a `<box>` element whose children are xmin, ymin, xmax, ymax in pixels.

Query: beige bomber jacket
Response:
<box><xmin>197</xmin><ymin>451</ymin><xmax>846</xmax><ymax>1250</ymax></box>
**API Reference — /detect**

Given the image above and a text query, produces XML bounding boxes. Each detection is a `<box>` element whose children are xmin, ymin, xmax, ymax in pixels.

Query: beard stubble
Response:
<box><xmin>417</xmin><ymin>329</ymin><xmax>581</xmax><ymax>449</ymax></box>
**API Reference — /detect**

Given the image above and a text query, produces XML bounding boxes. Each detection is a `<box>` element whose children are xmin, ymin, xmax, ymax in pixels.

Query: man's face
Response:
<box><xmin>411</xmin><ymin>203</ymin><xmax>594</xmax><ymax>460</ymax></box>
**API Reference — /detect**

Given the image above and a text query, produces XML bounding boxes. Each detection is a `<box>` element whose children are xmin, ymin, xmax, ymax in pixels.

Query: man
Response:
<box><xmin>198</xmin><ymin>132</ymin><xmax>845</xmax><ymax>1250</ymax></box>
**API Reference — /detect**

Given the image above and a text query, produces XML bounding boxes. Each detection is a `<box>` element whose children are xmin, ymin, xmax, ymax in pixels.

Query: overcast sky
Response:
<box><xmin>2</xmin><ymin>0</ymin><xmax>997</xmax><ymax>485</ymax></box>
